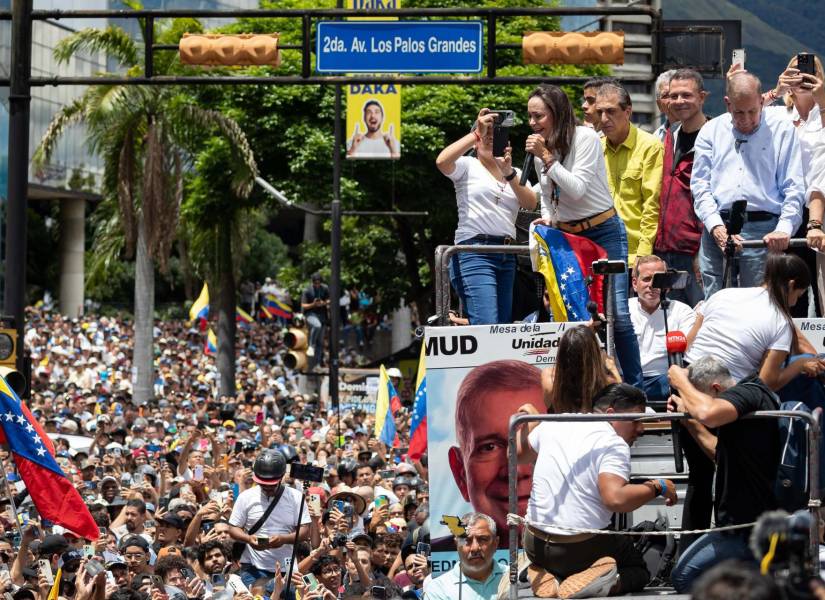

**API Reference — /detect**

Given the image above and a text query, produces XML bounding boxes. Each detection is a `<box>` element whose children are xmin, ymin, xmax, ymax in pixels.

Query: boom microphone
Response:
<box><xmin>519</xmin><ymin>153</ymin><xmax>534</xmax><ymax>186</ymax></box>
<box><xmin>665</xmin><ymin>330</ymin><xmax>688</xmax><ymax>473</ymax></box>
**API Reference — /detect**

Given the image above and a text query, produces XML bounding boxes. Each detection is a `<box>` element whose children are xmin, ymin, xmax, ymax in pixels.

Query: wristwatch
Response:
<box><xmin>504</xmin><ymin>170</ymin><xmax>517</xmax><ymax>182</ymax></box>
<box><xmin>807</xmin><ymin>220</ymin><xmax>823</xmax><ymax>231</ymax></box>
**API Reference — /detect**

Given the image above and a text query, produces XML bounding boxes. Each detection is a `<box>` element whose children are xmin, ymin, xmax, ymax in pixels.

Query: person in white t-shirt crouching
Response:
<box><xmin>515</xmin><ymin>384</ymin><xmax>676</xmax><ymax>598</ymax></box>
<box><xmin>629</xmin><ymin>255</ymin><xmax>696</xmax><ymax>408</ymax></box>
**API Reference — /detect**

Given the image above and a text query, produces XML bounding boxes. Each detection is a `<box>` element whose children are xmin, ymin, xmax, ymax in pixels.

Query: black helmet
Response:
<box><xmin>337</xmin><ymin>458</ymin><xmax>358</xmax><ymax>481</ymax></box>
<box><xmin>392</xmin><ymin>475</ymin><xmax>413</xmax><ymax>490</ymax></box>
<box><xmin>252</xmin><ymin>450</ymin><xmax>286</xmax><ymax>485</ymax></box>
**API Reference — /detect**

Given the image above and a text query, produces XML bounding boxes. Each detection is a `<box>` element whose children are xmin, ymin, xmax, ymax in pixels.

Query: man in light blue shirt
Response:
<box><xmin>424</xmin><ymin>513</ymin><xmax>504</xmax><ymax>600</ymax></box>
<box><xmin>692</xmin><ymin>71</ymin><xmax>805</xmax><ymax>298</ymax></box>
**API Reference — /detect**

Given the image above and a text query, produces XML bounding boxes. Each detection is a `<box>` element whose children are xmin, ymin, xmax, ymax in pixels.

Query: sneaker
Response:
<box><xmin>528</xmin><ymin>564</ymin><xmax>560</xmax><ymax>598</ymax></box>
<box><xmin>558</xmin><ymin>557</ymin><xmax>617</xmax><ymax>599</ymax></box>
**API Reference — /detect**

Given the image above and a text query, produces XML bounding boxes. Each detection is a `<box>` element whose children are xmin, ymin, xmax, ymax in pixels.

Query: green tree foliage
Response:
<box><xmin>185</xmin><ymin>0</ymin><xmax>604</xmax><ymax>317</ymax></box>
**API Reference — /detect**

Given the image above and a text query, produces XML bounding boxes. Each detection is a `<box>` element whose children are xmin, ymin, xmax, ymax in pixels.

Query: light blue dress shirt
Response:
<box><xmin>424</xmin><ymin>560</ymin><xmax>505</xmax><ymax>600</ymax></box>
<box><xmin>692</xmin><ymin>109</ymin><xmax>806</xmax><ymax>235</ymax></box>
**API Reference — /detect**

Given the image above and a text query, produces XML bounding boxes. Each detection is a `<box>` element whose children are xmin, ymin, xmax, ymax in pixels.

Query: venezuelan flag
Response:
<box><xmin>189</xmin><ymin>283</ymin><xmax>209</xmax><ymax>323</ymax></box>
<box><xmin>204</xmin><ymin>329</ymin><xmax>217</xmax><ymax>355</ymax></box>
<box><xmin>236</xmin><ymin>306</ymin><xmax>254</xmax><ymax>325</ymax></box>
<box><xmin>264</xmin><ymin>293</ymin><xmax>293</xmax><ymax>320</ymax></box>
<box><xmin>259</xmin><ymin>305</ymin><xmax>274</xmax><ymax>320</ymax></box>
<box><xmin>374</xmin><ymin>365</ymin><xmax>402</xmax><ymax>447</ymax></box>
<box><xmin>408</xmin><ymin>343</ymin><xmax>427</xmax><ymax>461</ymax></box>
<box><xmin>529</xmin><ymin>224</ymin><xmax>607</xmax><ymax>322</ymax></box>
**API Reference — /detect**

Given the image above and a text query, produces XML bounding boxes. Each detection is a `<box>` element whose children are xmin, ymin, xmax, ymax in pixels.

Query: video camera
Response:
<box><xmin>750</xmin><ymin>510</ymin><xmax>819</xmax><ymax>600</ymax></box>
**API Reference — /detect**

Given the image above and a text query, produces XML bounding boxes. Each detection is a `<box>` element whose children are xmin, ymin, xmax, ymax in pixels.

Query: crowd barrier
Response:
<box><xmin>504</xmin><ymin>410</ymin><xmax>822</xmax><ymax>600</ymax></box>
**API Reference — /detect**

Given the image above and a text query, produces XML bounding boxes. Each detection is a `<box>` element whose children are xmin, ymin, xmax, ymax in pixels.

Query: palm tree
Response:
<box><xmin>34</xmin><ymin>14</ymin><xmax>258</xmax><ymax>404</ymax></box>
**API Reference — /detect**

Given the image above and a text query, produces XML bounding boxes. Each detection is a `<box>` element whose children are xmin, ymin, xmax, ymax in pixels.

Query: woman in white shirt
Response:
<box><xmin>762</xmin><ymin>56</ymin><xmax>825</xmax><ymax>311</ymax></box>
<box><xmin>508</xmin><ymin>84</ymin><xmax>642</xmax><ymax>388</ymax></box>
<box><xmin>436</xmin><ymin>109</ymin><xmax>537</xmax><ymax>325</ymax></box>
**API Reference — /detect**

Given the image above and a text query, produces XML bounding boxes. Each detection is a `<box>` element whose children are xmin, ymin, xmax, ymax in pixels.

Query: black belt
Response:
<box><xmin>463</xmin><ymin>234</ymin><xmax>514</xmax><ymax>245</ymax></box>
<box><xmin>719</xmin><ymin>209</ymin><xmax>777</xmax><ymax>222</ymax></box>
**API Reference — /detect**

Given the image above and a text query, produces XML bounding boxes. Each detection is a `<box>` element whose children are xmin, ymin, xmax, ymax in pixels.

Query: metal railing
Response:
<box><xmin>505</xmin><ymin>410</ymin><xmax>822</xmax><ymax>600</ymax></box>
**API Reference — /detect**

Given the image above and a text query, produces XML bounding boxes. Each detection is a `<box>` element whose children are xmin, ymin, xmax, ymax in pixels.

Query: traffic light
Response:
<box><xmin>522</xmin><ymin>31</ymin><xmax>625</xmax><ymax>65</ymax></box>
<box><xmin>179</xmin><ymin>33</ymin><xmax>282</xmax><ymax>67</ymax></box>
<box><xmin>0</xmin><ymin>322</ymin><xmax>25</xmax><ymax>397</ymax></box>
<box><xmin>283</xmin><ymin>327</ymin><xmax>309</xmax><ymax>372</ymax></box>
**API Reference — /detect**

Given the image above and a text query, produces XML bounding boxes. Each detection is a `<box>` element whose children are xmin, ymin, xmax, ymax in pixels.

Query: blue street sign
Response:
<box><xmin>316</xmin><ymin>21</ymin><xmax>483</xmax><ymax>73</ymax></box>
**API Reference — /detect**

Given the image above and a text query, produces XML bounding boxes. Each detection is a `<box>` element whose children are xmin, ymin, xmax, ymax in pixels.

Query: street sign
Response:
<box><xmin>316</xmin><ymin>21</ymin><xmax>483</xmax><ymax>73</ymax></box>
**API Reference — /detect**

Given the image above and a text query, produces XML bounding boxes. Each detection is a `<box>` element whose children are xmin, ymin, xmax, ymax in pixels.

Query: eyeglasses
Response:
<box><xmin>320</xmin><ymin>565</ymin><xmax>341</xmax><ymax>575</ymax></box>
<box><xmin>124</xmin><ymin>553</ymin><xmax>146</xmax><ymax>560</ymax></box>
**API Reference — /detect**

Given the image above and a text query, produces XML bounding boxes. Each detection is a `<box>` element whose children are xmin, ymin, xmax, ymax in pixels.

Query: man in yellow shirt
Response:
<box><xmin>596</xmin><ymin>83</ymin><xmax>664</xmax><ymax>265</ymax></box>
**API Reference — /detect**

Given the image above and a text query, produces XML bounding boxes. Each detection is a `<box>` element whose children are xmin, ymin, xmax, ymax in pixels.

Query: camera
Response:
<box><xmin>651</xmin><ymin>270</ymin><xmax>690</xmax><ymax>291</ymax></box>
<box><xmin>331</xmin><ymin>533</ymin><xmax>348</xmax><ymax>549</ymax></box>
<box><xmin>289</xmin><ymin>463</ymin><xmax>324</xmax><ymax>483</ymax></box>
<box><xmin>750</xmin><ymin>510</ymin><xmax>817</xmax><ymax>600</ymax></box>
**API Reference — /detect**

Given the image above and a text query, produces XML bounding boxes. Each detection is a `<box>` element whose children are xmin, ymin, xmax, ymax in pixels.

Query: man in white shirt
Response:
<box><xmin>516</xmin><ymin>384</ymin><xmax>676</xmax><ymax>598</ymax></box>
<box><xmin>228</xmin><ymin>450</ymin><xmax>310</xmax><ymax>588</ymax></box>
<box><xmin>629</xmin><ymin>256</ymin><xmax>696</xmax><ymax>407</ymax></box>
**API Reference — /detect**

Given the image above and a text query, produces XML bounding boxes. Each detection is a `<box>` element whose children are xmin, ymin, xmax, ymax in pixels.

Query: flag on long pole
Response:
<box><xmin>189</xmin><ymin>283</ymin><xmax>209</xmax><ymax>323</ymax></box>
<box><xmin>0</xmin><ymin>376</ymin><xmax>99</xmax><ymax>539</ymax></box>
<box><xmin>408</xmin><ymin>343</ymin><xmax>427</xmax><ymax>460</ymax></box>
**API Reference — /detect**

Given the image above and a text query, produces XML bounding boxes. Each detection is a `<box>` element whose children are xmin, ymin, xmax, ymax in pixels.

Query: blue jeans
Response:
<box><xmin>671</xmin><ymin>531</ymin><xmax>755</xmax><ymax>593</ymax></box>
<box><xmin>449</xmin><ymin>239</ymin><xmax>517</xmax><ymax>325</ymax></box>
<box><xmin>239</xmin><ymin>563</ymin><xmax>277</xmax><ymax>589</ymax></box>
<box><xmin>578</xmin><ymin>215</ymin><xmax>643</xmax><ymax>387</ymax></box>
<box><xmin>306</xmin><ymin>314</ymin><xmax>325</xmax><ymax>367</ymax></box>
<box><xmin>654</xmin><ymin>251</ymin><xmax>703</xmax><ymax>308</ymax></box>
<box><xmin>642</xmin><ymin>373</ymin><xmax>670</xmax><ymax>407</ymax></box>
<box><xmin>698</xmin><ymin>215</ymin><xmax>778</xmax><ymax>300</ymax></box>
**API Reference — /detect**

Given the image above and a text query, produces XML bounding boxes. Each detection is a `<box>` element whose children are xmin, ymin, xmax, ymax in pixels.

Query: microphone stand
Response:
<box><xmin>660</xmin><ymin>290</ymin><xmax>685</xmax><ymax>473</ymax></box>
<box><xmin>283</xmin><ymin>479</ymin><xmax>311</xmax><ymax>600</ymax></box>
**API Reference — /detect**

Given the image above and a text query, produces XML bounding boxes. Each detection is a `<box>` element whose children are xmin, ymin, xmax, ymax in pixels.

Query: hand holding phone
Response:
<box><xmin>732</xmin><ymin>48</ymin><xmax>746</xmax><ymax>70</ymax></box>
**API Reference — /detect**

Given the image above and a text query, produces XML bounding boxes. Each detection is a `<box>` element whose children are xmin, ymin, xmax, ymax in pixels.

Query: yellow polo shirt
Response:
<box><xmin>602</xmin><ymin>124</ymin><xmax>663</xmax><ymax>265</ymax></box>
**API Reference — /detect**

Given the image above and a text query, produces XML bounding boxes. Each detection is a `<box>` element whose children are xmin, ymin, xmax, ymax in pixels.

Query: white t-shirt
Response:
<box><xmin>448</xmin><ymin>156</ymin><xmax>520</xmax><ymax>244</ymax></box>
<box><xmin>685</xmin><ymin>287</ymin><xmax>792</xmax><ymax>380</ymax></box>
<box><xmin>533</xmin><ymin>126</ymin><xmax>614</xmax><ymax>223</ymax></box>
<box><xmin>228</xmin><ymin>485</ymin><xmax>311</xmax><ymax>570</ymax></box>
<box><xmin>629</xmin><ymin>298</ymin><xmax>696</xmax><ymax>376</ymax></box>
<box><xmin>527</xmin><ymin>421</ymin><xmax>630</xmax><ymax>535</ymax></box>
<box><xmin>348</xmin><ymin>135</ymin><xmax>398</xmax><ymax>157</ymax></box>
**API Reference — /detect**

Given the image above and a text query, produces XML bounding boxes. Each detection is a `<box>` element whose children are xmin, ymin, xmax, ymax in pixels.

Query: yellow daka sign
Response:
<box><xmin>345</xmin><ymin>0</ymin><xmax>401</xmax><ymax>160</ymax></box>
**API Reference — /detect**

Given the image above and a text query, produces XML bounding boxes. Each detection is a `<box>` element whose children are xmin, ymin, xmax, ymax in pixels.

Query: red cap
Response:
<box><xmin>665</xmin><ymin>330</ymin><xmax>687</xmax><ymax>353</ymax></box>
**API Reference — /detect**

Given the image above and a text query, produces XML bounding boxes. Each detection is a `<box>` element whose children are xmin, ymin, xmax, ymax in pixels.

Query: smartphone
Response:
<box><xmin>180</xmin><ymin>567</ymin><xmax>194</xmax><ymax>582</ymax></box>
<box><xmin>492</xmin><ymin>110</ymin><xmax>515</xmax><ymax>158</ymax></box>
<box><xmin>370</xmin><ymin>586</ymin><xmax>386</xmax><ymax>600</ymax></box>
<box><xmin>193</xmin><ymin>465</ymin><xmax>204</xmax><ymax>481</ymax></box>
<box><xmin>98</xmin><ymin>526</ymin><xmax>108</xmax><ymax>537</ymax></box>
<box><xmin>105</xmin><ymin>571</ymin><xmax>116</xmax><ymax>587</ymax></box>
<box><xmin>233</xmin><ymin>441</ymin><xmax>243</xmax><ymax>454</ymax></box>
<box><xmin>308</xmin><ymin>494</ymin><xmax>321</xmax><ymax>513</ymax></box>
<box><xmin>85</xmin><ymin>481</ymin><xmax>97</xmax><ymax>490</ymax></box>
<box><xmin>378</xmin><ymin>470</ymin><xmax>394</xmax><ymax>480</ymax></box>
<box><xmin>302</xmin><ymin>574</ymin><xmax>319</xmax><ymax>591</ymax></box>
<box><xmin>210</xmin><ymin>574</ymin><xmax>226</xmax><ymax>589</ymax></box>
<box><xmin>255</xmin><ymin>535</ymin><xmax>269</xmax><ymax>547</ymax></box>
<box><xmin>416</xmin><ymin>542</ymin><xmax>431</xmax><ymax>556</ymax></box>
<box><xmin>201</xmin><ymin>521</ymin><xmax>216</xmax><ymax>534</ymax></box>
<box><xmin>150</xmin><ymin>575</ymin><xmax>165</xmax><ymax>591</ymax></box>
<box><xmin>94</xmin><ymin>467</ymin><xmax>104</xmax><ymax>478</ymax></box>
<box><xmin>37</xmin><ymin>559</ymin><xmax>53</xmax><ymax>585</ymax></box>
<box><xmin>798</xmin><ymin>52</ymin><xmax>816</xmax><ymax>76</ymax></box>
<box><xmin>28</xmin><ymin>526</ymin><xmax>40</xmax><ymax>539</ymax></box>
<box><xmin>374</xmin><ymin>496</ymin><xmax>389</xmax><ymax>509</ymax></box>
<box><xmin>732</xmin><ymin>48</ymin><xmax>746</xmax><ymax>70</ymax></box>
<box><xmin>83</xmin><ymin>545</ymin><xmax>95</xmax><ymax>558</ymax></box>
<box><xmin>84</xmin><ymin>560</ymin><xmax>104</xmax><ymax>577</ymax></box>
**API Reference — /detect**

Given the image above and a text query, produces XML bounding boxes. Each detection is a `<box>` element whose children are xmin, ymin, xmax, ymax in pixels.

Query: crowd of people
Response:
<box><xmin>1</xmin><ymin>53</ymin><xmax>824</xmax><ymax>600</ymax></box>
<box><xmin>437</xmin><ymin>53</ymin><xmax>825</xmax><ymax>597</ymax></box>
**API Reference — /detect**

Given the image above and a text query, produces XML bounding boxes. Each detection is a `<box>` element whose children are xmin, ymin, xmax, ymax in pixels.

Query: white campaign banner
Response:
<box><xmin>794</xmin><ymin>318</ymin><xmax>825</xmax><ymax>354</ymax></box>
<box><xmin>425</xmin><ymin>322</ymin><xmax>588</xmax><ymax>575</ymax></box>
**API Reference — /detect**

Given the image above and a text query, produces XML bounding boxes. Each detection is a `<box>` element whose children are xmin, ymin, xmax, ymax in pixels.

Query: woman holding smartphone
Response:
<box><xmin>506</xmin><ymin>84</ymin><xmax>642</xmax><ymax>387</ymax></box>
<box><xmin>762</xmin><ymin>55</ymin><xmax>825</xmax><ymax>314</ymax></box>
<box><xmin>436</xmin><ymin>108</ymin><xmax>537</xmax><ymax>325</ymax></box>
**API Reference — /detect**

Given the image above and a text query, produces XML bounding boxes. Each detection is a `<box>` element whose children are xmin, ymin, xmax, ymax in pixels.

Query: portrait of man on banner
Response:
<box><xmin>346</xmin><ymin>90</ymin><xmax>401</xmax><ymax>159</ymax></box>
